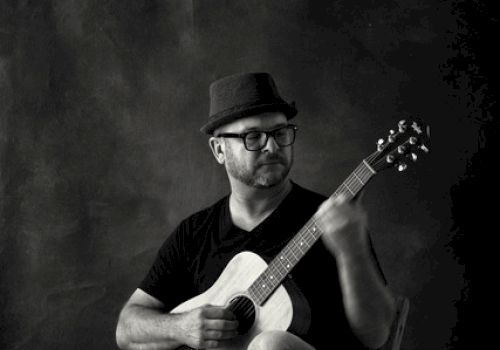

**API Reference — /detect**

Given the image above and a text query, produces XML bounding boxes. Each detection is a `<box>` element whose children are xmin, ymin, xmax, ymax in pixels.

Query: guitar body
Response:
<box><xmin>171</xmin><ymin>251</ymin><xmax>309</xmax><ymax>349</ymax></box>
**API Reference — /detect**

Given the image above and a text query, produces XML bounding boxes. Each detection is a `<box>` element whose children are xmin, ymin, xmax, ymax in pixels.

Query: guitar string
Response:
<box><xmin>248</xmin><ymin>160</ymin><xmax>377</xmax><ymax>304</ymax></box>
<box><xmin>250</xmin><ymin>144</ymin><xmax>399</xmax><ymax>303</ymax></box>
<box><xmin>249</xmin><ymin>158</ymin><xmax>377</xmax><ymax>303</ymax></box>
<box><xmin>183</xmin><ymin>147</ymin><xmax>402</xmax><ymax>318</ymax></box>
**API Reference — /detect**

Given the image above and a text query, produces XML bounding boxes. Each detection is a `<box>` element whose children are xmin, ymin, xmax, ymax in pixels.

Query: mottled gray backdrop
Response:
<box><xmin>2</xmin><ymin>0</ymin><xmax>491</xmax><ymax>349</ymax></box>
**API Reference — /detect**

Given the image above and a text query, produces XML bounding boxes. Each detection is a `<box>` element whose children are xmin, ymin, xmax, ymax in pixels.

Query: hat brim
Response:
<box><xmin>200</xmin><ymin>102</ymin><xmax>297</xmax><ymax>135</ymax></box>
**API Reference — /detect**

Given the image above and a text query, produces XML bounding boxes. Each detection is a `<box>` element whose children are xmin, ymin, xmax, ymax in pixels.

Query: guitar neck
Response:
<box><xmin>247</xmin><ymin>159</ymin><xmax>377</xmax><ymax>305</ymax></box>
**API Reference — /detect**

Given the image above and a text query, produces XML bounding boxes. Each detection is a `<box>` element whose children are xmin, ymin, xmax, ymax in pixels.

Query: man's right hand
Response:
<box><xmin>177</xmin><ymin>305</ymin><xmax>239</xmax><ymax>349</ymax></box>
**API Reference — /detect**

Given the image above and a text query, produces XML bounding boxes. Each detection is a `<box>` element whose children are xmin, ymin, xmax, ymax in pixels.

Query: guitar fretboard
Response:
<box><xmin>247</xmin><ymin>160</ymin><xmax>376</xmax><ymax>305</ymax></box>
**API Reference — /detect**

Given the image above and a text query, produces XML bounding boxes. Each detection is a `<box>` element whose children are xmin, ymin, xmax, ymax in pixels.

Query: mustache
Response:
<box><xmin>257</xmin><ymin>154</ymin><xmax>287</xmax><ymax>166</ymax></box>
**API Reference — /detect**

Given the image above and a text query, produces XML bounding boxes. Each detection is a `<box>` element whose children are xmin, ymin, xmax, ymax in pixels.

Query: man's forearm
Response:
<box><xmin>116</xmin><ymin>304</ymin><xmax>183</xmax><ymax>350</ymax></box>
<box><xmin>336</xmin><ymin>246</ymin><xmax>396</xmax><ymax>349</ymax></box>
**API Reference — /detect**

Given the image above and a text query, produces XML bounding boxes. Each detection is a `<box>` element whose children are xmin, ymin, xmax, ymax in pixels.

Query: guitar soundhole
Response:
<box><xmin>228</xmin><ymin>296</ymin><xmax>256</xmax><ymax>335</ymax></box>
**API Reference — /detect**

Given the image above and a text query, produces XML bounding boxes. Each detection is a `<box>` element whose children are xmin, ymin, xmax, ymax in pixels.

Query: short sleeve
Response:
<box><xmin>138</xmin><ymin>223</ymin><xmax>195</xmax><ymax>310</ymax></box>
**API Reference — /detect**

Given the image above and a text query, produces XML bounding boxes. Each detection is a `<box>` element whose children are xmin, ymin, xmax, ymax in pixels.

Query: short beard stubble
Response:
<box><xmin>224</xmin><ymin>141</ymin><xmax>293</xmax><ymax>189</ymax></box>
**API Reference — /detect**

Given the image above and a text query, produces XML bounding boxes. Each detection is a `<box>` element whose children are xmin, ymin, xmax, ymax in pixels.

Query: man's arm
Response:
<box><xmin>334</xmin><ymin>241</ymin><xmax>396</xmax><ymax>349</ymax></box>
<box><xmin>116</xmin><ymin>289</ymin><xmax>239</xmax><ymax>350</ymax></box>
<box><xmin>318</xmin><ymin>195</ymin><xmax>396</xmax><ymax>349</ymax></box>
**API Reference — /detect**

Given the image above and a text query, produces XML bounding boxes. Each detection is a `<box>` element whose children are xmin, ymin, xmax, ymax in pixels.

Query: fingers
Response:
<box><xmin>204</xmin><ymin>319</ymin><xmax>239</xmax><ymax>331</ymax></box>
<box><xmin>201</xmin><ymin>306</ymin><xmax>239</xmax><ymax>345</ymax></box>
<box><xmin>200</xmin><ymin>319</ymin><xmax>238</xmax><ymax>349</ymax></box>
<box><xmin>203</xmin><ymin>328</ymin><xmax>239</xmax><ymax>340</ymax></box>
<box><xmin>317</xmin><ymin>193</ymin><xmax>367</xmax><ymax>233</ymax></box>
<box><xmin>335</xmin><ymin>193</ymin><xmax>348</xmax><ymax>204</ymax></box>
<box><xmin>318</xmin><ymin>194</ymin><xmax>349</xmax><ymax>218</ymax></box>
<box><xmin>204</xmin><ymin>340</ymin><xmax>219</xmax><ymax>349</ymax></box>
<box><xmin>202</xmin><ymin>306</ymin><xmax>236</xmax><ymax>320</ymax></box>
<box><xmin>200</xmin><ymin>339</ymin><xmax>221</xmax><ymax>350</ymax></box>
<box><xmin>202</xmin><ymin>307</ymin><xmax>239</xmax><ymax>338</ymax></box>
<box><xmin>183</xmin><ymin>305</ymin><xmax>239</xmax><ymax>349</ymax></box>
<box><xmin>321</xmin><ymin>193</ymin><xmax>364</xmax><ymax>214</ymax></box>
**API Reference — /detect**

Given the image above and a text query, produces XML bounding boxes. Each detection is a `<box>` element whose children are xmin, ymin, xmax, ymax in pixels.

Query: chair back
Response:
<box><xmin>380</xmin><ymin>296</ymin><xmax>410</xmax><ymax>350</ymax></box>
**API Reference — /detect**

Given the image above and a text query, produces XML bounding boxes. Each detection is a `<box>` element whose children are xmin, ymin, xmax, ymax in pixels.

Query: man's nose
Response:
<box><xmin>261</xmin><ymin>135</ymin><xmax>280</xmax><ymax>152</ymax></box>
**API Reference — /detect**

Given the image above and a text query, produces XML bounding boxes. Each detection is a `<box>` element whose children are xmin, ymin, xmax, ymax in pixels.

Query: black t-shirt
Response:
<box><xmin>139</xmin><ymin>182</ymin><xmax>385</xmax><ymax>349</ymax></box>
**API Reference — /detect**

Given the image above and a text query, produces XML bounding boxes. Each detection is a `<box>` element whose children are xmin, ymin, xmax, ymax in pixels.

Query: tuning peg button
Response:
<box><xmin>386</xmin><ymin>155</ymin><xmax>395</xmax><ymax>163</ymax></box>
<box><xmin>398</xmin><ymin>163</ymin><xmax>408</xmax><ymax>171</ymax></box>
<box><xmin>420</xmin><ymin>144</ymin><xmax>429</xmax><ymax>153</ymax></box>
<box><xmin>410</xmin><ymin>153</ymin><xmax>418</xmax><ymax>162</ymax></box>
<box><xmin>412</xmin><ymin>122</ymin><xmax>423</xmax><ymax>134</ymax></box>
<box><xmin>409</xmin><ymin>136</ymin><xmax>418</xmax><ymax>145</ymax></box>
<box><xmin>398</xmin><ymin>120</ymin><xmax>407</xmax><ymax>133</ymax></box>
<box><xmin>377</xmin><ymin>138</ymin><xmax>385</xmax><ymax>151</ymax></box>
<box><xmin>398</xmin><ymin>145</ymin><xmax>406</xmax><ymax>154</ymax></box>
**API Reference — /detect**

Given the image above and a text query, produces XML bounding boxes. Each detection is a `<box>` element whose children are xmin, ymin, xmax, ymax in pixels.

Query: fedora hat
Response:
<box><xmin>200</xmin><ymin>72</ymin><xmax>297</xmax><ymax>134</ymax></box>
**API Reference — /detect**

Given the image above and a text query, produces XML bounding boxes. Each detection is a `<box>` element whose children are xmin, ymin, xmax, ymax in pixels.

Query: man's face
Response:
<box><xmin>216</xmin><ymin>112</ymin><xmax>294</xmax><ymax>189</ymax></box>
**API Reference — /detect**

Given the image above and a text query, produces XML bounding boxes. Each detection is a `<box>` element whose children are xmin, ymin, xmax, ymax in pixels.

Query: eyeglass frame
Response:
<box><xmin>215</xmin><ymin>124</ymin><xmax>298</xmax><ymax>151</ymax></box>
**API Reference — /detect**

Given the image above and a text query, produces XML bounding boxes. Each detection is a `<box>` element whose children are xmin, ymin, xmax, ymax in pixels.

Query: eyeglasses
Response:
<box><xmin>216</xmin><ymin>125</ymin><xmax>298</xmax><ymax>151</ymax></box>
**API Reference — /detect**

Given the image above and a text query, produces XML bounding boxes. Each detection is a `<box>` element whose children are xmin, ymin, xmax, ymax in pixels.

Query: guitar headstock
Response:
<box><xmin>366</xmin><ymin>119</ymin><xmax>431</xmax><ymax>173</ymax></box>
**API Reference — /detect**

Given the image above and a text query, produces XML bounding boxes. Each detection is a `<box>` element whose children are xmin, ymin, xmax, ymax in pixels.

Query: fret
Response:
<box><xmin>255</xmin><ymin>275</ymin><xmax>275</xmax><ymax>293</ymax></box>
<box><xmin>307</xmin><ymin>220</ymin><xmax>321</xmax><ymax>239</ymax></box>
<box><xmin>247</xmin><ymin>288</ymin><xmax>258</xmax><ymax>302</ymax></box>
<box><xmin>335</xmin><ymin>162</ymin><xmax>374</xmax><ymax>201</ymax></box>
<box><xmin>283</xmin><ymin>253</ymin><xmax>295</xmax><ymax>268</ymax></box>
<box><xmin>288</xmin><ymin>245</ymin><xmax>300</xmax><ymax>261</ymax></box>
<box><xmin>269</xmin><ymin>263</ymin><xmax>285</xmax><ymax>280</ymax></box>
<box><xmin>276</xmin><ymin>253</ymin><xmax>293</xmax><ymax>271</ymax></box>
<box><xmin>343</xmin><ymin>182</ymin><xmax>355</xmax><ymax>195</ymax></box>
<box><xmin>293</xmin><ymin>235</ymin><xmax>309</xmax><ymax>254</ymax></box>
<box><xmin>303</xmin><ymin>230</ymin><xmax>316</xmax><ymax>246</ymax></box>
<box><xmin>264</xmin><ymin>269</ymin><xmax>279</xmax><ymax>288</ymax></box>
<box><xmin>353</xmin><ymin>171</ymin><xmax>365</xmax><ymax>185</ymax></box>
<box><xmin>362</xmin><ymin>159</ymin><xmax>376</xmax><ymax>174</ymax></box>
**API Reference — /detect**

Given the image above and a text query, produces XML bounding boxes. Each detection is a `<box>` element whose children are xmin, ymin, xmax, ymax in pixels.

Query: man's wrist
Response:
<box><xmin>335</xmin><ymin>243</ymin><xmax>371</xmax><ymax>266</ymax></box>
<box><xmin>163</xmin><ymin>312</ymin><xmax>186</xmax><ymax>348</ymax></box>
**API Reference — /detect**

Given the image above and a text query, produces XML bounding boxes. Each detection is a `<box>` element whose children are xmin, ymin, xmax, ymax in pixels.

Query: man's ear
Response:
<box><xmin>208</xmin><ymin>137</ymin><xmax>225</xmax><ymax>164</ymax></box>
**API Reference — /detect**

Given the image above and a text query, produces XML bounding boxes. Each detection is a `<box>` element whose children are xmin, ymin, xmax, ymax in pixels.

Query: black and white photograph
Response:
<box><xmin>1</xmin><ymin>1</ymin><xmax>490</xmax><ymax>349</ymax></box>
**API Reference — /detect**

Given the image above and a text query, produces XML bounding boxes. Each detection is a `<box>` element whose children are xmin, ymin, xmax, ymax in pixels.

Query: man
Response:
<box><xmin>116</xmin><ymin>72</ymin><xmax>396</xmax><ymax>350</ymax></box>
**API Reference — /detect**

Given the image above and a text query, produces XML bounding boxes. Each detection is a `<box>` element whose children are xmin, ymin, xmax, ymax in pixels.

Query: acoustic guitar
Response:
<box><xmin>172</xmin><ymin>119</ymin><xmax>430</xmax><ymax>349</ymax></box>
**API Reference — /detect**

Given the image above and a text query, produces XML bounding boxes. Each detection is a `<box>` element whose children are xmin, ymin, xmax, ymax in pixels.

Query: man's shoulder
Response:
<box><xmin>176</xmin><ymin>195</ymin><xmax>229</xmax><ymax>231</ymax></box>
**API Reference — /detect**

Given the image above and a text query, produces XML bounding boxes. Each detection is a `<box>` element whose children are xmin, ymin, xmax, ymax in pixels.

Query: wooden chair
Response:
<box><xmin>379</xmin><ymin>296</ymin><xmax>410</xmax><ymax>350</ymax></box>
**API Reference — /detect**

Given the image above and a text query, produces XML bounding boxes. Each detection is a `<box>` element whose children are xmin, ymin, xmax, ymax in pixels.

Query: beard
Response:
<box><xmin>224</xmin><ymin>147</ymin><xmax>293</xmax><ymax>189</ymax></box>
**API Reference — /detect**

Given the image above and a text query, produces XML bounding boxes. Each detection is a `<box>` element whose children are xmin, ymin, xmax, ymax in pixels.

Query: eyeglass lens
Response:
<box><xmin>245</xmin><ymin>126</ymin><xmax>295</xmax><ymax>151</ymax></box>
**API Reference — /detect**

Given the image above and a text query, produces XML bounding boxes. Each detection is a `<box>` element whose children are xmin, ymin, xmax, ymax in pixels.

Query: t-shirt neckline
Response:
<box><xmin>221</xmin><ymin>181</ymin><xmax>300</xmax><ymax>235</ymax></box>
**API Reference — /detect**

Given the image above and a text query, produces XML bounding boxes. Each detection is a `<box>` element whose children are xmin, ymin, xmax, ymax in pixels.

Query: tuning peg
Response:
<box><xmin>410</xmin><ymin>153</ymin><xmax>418</xmax><ymax>162</ymax></box>
<box><xmin>397</xmin><ymin>163</ymin><xmax>408</xmax><ymax>172</ymax></box>
<box><xmin>377</xmin><ymin>138</ymin><xmax>385</xmax><ymax>151</ymax></box>
<box><xmin>389</xmin><ymin>129</ymin><xmax>396</xmax><ymax>135</ymax></box>
<box><xmin>397</xmin><ymin>145</ymin><xmax>406</xmax><ymax>154</ymax></box>
<box><xmin>420</xmin><ymin>144</ymin><xmax>429</xmax><ymax>153</ymax></box>
<box><xmin>411</xmin><ymin>122</ymin><xmax>423</xmax><ymax>134</ymax></box>
<box><xmin>386</xmin><ymin>155</ymin><xmax>395</xmax><ymax>163</ymax></box>
<box><xmin>398</xmin><ymin>120</ymin><xmax>407</xmax><ymax>133</ymax></box>
<box><xmin>409</xmin><ymin>136</ymin><xmax>418</xmax><ymax>145</ymax></box>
